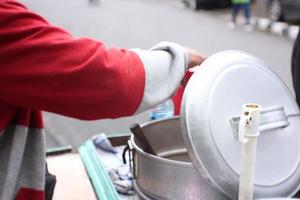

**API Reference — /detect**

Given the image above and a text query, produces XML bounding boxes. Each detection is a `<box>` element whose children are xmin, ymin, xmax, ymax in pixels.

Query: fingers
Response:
<box><xmin>186</xmin><ymin>48</ymin><xmax>207</xmax><ymax>69</ymax></box>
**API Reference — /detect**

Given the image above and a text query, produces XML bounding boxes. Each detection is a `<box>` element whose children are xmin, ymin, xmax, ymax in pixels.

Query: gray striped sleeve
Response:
<box><xmin>131</xmin><ymin>42</ymin><xmax>188</xmax><ymax>114</ymax></box>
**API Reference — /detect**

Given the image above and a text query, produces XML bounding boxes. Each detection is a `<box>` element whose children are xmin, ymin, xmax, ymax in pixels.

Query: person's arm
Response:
<box><xmin>0</xmin><ymin>0</ymin><xmax>205</xmax><ymax>120</ymax></box>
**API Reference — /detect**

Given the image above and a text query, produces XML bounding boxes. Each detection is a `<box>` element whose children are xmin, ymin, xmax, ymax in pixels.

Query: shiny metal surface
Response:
<box><xmin>229</xmin><ymin>105</ymin><xmax>291</xmax><ymax>140</ymax></box>
<box><xmin>181</xmin><ymin>51</ymin><xmax>300</xmax><ymax>199</ymax></box>
<box><xmin>131</xmin><ymin>117</ymin><xmax>229</xmax><ymax>200</ymax></box>
<box><xmin>133</xmin><ymin>181</ymin><xmax>153</xmax><ymax>200</ymax></box>
<box><xmin>256</xmin><ymin>199</ymin><xmax>300</xmax><ymax>200</ymax></box>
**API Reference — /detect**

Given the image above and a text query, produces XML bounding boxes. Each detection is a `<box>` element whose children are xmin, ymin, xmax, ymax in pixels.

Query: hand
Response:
<box><xmin>186</xmin><ymin>48</ymin><xmax>207</xmax><ymax>69</ymax></box>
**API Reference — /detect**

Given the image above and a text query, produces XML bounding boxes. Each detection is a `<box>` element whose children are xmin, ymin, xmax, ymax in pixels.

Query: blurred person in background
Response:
<box><xmin>228</xmin><ymin>0</ymin><xmax>252</xmax><ymax>31</ymax></box>
<box><xmin>0</xmin><ymin>1</ymin><xmax>206</xmax><ymax>200</ymax></box>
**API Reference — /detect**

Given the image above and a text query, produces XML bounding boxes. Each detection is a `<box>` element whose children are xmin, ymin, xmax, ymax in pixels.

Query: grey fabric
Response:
<box><xmin>0</xmin><ymin>125</ymin><xmax>28</xmax><ymax>200</ymax></box>
<box><xmin>17</xmin><ymin>128</ymin><xmax>45</xmax><ymax>190</ymax></box>
<box><xmin>131</xmin><ymin>42</ymin><xmax>188</xmax><ymax>114</ymax></box>
<box><xmin>0</xmin><ymin>125</ymin><xmax>45</xmax><ymax>200</ymax></box>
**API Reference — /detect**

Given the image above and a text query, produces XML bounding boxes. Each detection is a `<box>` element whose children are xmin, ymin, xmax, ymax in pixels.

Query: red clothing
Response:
<box><xmin>0</xmin><ymin>1</ymin><xmax>145</xmax><ymax>199</ymax></box>
<box><xmin>0</xmin><ymin>0</ymin><xmax>145</xmax><ymax>125</ymax></box>
<box><xmin>0</xmin><ymin>1</ymin><xmax>188</xmax><ymax>199</ymax></box>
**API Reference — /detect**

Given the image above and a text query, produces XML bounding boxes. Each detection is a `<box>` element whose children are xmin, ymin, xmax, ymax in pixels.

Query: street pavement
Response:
<box><xmin>20</xmin><ymin>0</ymin><xmax>296</xmax><ymax>149</ymax></box>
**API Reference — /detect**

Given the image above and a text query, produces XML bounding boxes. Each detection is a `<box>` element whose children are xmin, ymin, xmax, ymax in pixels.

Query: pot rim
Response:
<box><xmin>130</xmin><ymin>118</ymin><xmax>194</xmax><ymax>168</ymax></box>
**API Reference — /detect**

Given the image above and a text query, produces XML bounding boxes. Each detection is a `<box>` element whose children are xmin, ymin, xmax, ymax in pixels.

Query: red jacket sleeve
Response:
<box><xmin>0</xmin><ymin>0</ymin><xmax>145</xmax><ymax>120</ymax></box>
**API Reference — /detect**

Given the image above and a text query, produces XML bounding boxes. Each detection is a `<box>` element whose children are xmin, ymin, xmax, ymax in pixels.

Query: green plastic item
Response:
<box><xmin>231</xmin><ymin>0</ymin><xmax>250</xmax><ymax>4</ymax></box>
<box><xmin>79</xmin><ymin>140</ymin><xmax>120</xmax><ymax>200</ymax></box>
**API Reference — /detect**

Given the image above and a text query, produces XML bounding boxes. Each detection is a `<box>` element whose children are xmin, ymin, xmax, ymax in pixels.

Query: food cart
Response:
<box><xmin>48</xmin><ymin>51</ymin><xmax>300</xmax><ymax>200</ymax></box>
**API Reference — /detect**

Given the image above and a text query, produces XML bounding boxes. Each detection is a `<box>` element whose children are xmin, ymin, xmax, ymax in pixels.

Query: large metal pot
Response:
<box><xmin>130</xmin><ymin>117</ymin><xmax>229</xmax><ymax>200</ymax></box>
<box><xmin>130</xmin><ymin>51</ymin><xmax>300</xmax><ymax>200</ymax></box>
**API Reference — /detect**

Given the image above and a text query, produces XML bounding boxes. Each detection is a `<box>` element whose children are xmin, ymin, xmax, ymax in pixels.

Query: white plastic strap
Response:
<box><xmin>238</xmin><ymin>103</ymin><xmax>261</xmax><ymax>200</ymax></box>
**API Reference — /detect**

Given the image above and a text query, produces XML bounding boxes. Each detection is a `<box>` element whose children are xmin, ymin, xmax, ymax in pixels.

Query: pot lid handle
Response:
<box><xmin>230</xmin><ymin>105</ymin><xmax>300</xmax><ymax>140</ymax></box>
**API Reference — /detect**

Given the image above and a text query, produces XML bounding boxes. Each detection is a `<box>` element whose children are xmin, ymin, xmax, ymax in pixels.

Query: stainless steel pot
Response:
<box><xmin>130</xmin><ymin>51</ymin><xmax>300</xmax><ymax>199</ymax></box>
<box><xmin>130</xmin><ymin>117</ymin><xmax>229</xmax><ymax>200</ymax></box>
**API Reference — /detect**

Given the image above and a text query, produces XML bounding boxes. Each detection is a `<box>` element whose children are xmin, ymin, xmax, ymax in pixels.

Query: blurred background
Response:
<box><xmin>19</xmin><ymin>0</ymin><xmax>299</xmax><ymax>149</ymax></box>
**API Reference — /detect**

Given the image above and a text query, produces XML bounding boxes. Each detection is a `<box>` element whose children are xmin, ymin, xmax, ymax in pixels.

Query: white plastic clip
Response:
<box><xmin>238</xmin><ymin>104</ymin><xmax>261</xmax><ymax>143</ymax></box>
<box><xmin>238</xmin><ymin>103</ymin><xmax>262</xmax><ymax>200</ymax></box>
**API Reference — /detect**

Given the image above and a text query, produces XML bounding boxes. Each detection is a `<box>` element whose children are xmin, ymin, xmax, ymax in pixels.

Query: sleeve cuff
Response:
<box><xmin>131</xmin><ymin>41</ymin><xmax>188</xmax><ymax>114</ymax></box>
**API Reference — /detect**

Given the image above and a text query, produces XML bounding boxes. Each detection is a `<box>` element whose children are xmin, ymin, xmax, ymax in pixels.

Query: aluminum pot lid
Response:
<box><xmin>180</xmin><ymin>51</ymin><xmax>300</xmax><ymax>199</ymax></box>
<box><xmin>256</xmin><ymin>199</ymin><xmax>300</xmax><ymax>200</ymax></box>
